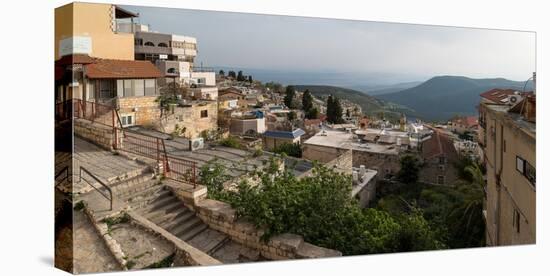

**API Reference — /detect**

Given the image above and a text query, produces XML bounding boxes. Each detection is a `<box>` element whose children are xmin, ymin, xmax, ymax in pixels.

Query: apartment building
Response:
<box><xmin>480</xmin><ymin>92</ymin><xmax>536</xmax><ymax>246</ymax></box>
<box><xmin>55</xmin><ymin>2</ymin><xmax>137</xmax><ymax>61</ymax></box>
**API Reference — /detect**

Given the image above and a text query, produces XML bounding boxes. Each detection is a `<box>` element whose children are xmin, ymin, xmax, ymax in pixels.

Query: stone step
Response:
<box><xmin>140</xmin><ymin>193</ymin><xmax>178</xmax><ymax>212</ymax></box>
<box><xmin>208</xmin><ymin>236</ymin><xmax>231</xmax><ymax>255</ymax></box>
<box><xmin>148</xmin><ymin>206</ymin><xmax>189</xmax><ymax>227</ymax></box>
<box><xmin>172</xmin><ymin>217</ymin><xmax>206</xmax><ymax>240</ymax></box>
<box><xmin>126</xmin><ymin>186</ymin><xmax>169</xmax><ymax>208</ymax></box>
<box><xmin>160</xmin><ymin>210</ymin><xmax>196</xmax><ymax>232</ymax></box>
<box><xmin>140</xmin><ymin>200</ymin><xmax>183</xmax><ymax>221</ymax></box>
<box><xmin>186</xmin><ymin>229</ymin><xmax>231</xmax><ymax>254</ymax></box>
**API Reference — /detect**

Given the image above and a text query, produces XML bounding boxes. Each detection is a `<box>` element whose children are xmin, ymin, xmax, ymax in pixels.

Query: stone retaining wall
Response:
<box><xmin>81</xmin><ymin>203</ymin><xmax>128</xmax><ymax>270</ymax></box>
<box><xmin>74</xmin><ymin>119</ymin><xmax>122</xmax><ymax>150</ymax></box>
<box><xmin>193</xmin><ymin>199</ymin><xmax>342</xmax><ymax>260</ymax></box>
<box><xmin>165</xmin><ymin>181</ymin><xmax>342</xmax><ymax>260</ymax></box>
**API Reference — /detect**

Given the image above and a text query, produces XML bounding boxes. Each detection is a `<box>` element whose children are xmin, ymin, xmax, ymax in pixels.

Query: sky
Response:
<box><xmin>122</xmin><ymin>5</ymin><xmax>536</xmax><ymax>84</ymax></box>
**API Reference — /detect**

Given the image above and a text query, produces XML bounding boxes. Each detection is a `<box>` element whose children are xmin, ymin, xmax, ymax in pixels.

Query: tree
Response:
<box><xmin>447</xmin><ymin>163</ymin><xmax>486</xmax><ymax>247</ymax></box>
<box><xmin>284</xmin><ymin>85</ymin><xmax>296</xmax><ymax>108</ymax></box>
<box><xmin>287</xmin><ymin>111</ymin><xmax>297</xmax><ymax>121</ymax></box>
<box><xmin>302</xmin><ymin>89</ymin><xmax>313</xmax><ymax>112</ymax></box>
<box><xmin>213</xmin><ymin>158</ymin><xmax>444</xmax><ymax>255</ymax></box>
<box><xmin>228</xmin><ymin>71</ymin><xmax>236</xmax><ymax>79</ymax></box>
<box><xmin>346</xmin><ymin>108</ymin><xmax>351</xmax><ymax>118</ymax></box>
<box><xmin>326</xmin><ymin>95</ymin><xmax>344</xmax><ymax>124</ymax></box>
<box><xmin>199</xmin><ymin>159</ymin><xmax>231</xmax><ymax>198</ymax></box>
<box><xmin>237</xmin><ymin>70</ymin><xmax>245</xmax><ymax>81</ymax></box>
<box><xmin>306</xmin><ymin>107</ymin><xmax>319</xmax><ymax>120</ymax></box>
<box><xmin>397</xmin><ymin>154</ymin><xmax>421</xmax><ymax>184</ymax></box>
<box><xmin>273</xmin><ymin>142</ymin><xmax>302</xmax><ymax>158</ymax></box>
<box><xmin>248</xmin><ymin>75</ymin><xmax>253</xmax><ymax>83</ymax></box>
<box><xmin>218</xmin><ymin>70</ymin><xmax>225</xmax><ymax>77</ymax></box>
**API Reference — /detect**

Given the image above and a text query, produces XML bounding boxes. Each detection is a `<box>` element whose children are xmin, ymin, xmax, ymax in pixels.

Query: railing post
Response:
<box><xmin>193</xmin><ymin>164</ymin><xmax>196</xmax><ymax>188</ymax></box>
<box><xmin>112</xmin><ymin>110</ymin><xmax>117</xmax><ymax>150</ymax></box>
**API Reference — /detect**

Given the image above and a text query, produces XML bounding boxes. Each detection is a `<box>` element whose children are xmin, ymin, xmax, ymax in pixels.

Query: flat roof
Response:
<box><xmin>486</xmin><ymin>104</ymin><xmax>536</xmax><ymax>136</ymax></box>
<box><xmin>304</xmin><ymin>130</ymin><xmax>399</xmax><ymax>155</ymax></box>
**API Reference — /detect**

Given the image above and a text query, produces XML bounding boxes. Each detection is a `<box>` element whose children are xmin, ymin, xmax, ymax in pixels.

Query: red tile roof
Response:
<box><xmin>480</xmin><ymin>88</ymin><xmax>519</xmax><ymax>103</ymax></box>
<box><xmin>55</xmin><ymin>54</ymin><xmax>96</xmax><ymax>66</ymax></box>
<box><xmin>422</xmin><ymin>128</ymin><xmax>458</xmax><ymax>160</ymax></box>
<box><xmin>451</xmin><ymin>116</ymin><xmax>478</xmax><ymax>128</ymax></box>
<box><xmin>85</xmin><ymin>59</ymin><xmax>161</xmax><ymax>79</ymax></box>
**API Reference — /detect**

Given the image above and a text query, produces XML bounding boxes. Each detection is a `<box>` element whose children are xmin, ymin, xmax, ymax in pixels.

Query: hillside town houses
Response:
<box><xmin>54</xmin><ymin>3</ymin><xmax>536</xmax><ymax>272</ymax></box>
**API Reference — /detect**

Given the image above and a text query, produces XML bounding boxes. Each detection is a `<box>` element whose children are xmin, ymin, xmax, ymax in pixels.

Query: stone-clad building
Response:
<box><xmin>418</xmin><ymin>128</ymin><xmax>459</xmax><ymax>185</ymax></box>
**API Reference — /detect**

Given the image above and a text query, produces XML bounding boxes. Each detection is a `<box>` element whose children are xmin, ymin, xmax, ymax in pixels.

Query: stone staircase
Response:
<box><xmin>124</xmin><ymin>185</ymin><xmax>232</xmax><ymax>256</ymax></box>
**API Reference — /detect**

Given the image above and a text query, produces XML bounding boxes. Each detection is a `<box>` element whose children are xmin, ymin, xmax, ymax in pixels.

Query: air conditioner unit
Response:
<box><xmin>508</xmin><ymin>95</ymin><xmax>523</xmax><ymax>105</ymax></box>
<box><xmin>189</xmin><ymin>137</ymin><xmax>204</xmax><ymax>151</ymax></box>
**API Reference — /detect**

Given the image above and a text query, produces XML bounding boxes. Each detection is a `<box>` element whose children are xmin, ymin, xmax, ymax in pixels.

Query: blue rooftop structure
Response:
<box><xmin>264</xmin><ymin>128</ymin><xmax>306</xmax><ymax>139</ymax></box>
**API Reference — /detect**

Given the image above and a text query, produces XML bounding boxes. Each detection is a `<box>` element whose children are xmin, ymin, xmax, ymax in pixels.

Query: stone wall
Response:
<box><xmin>194</xmin><ymin>199</ymin><xmax>342</xmax><ymax>260</ymax></box>
<box><xmin>160</xmin><ymin>101</ymin><xmax>218</xmax><ymax>138</ymax></box>
<box><xmin>74</xmin><ymin>118</ymin><xmax>122</xmax><ymax>150</ymax></box>
<box><xmin>117</xmin><ymin>96</ymin><xmax>161</xmax><ymax>127</ymax></box>
<box><xmin>352</xmin><ymin>150</ymin><xmax>401</xmax><ymax>179</ymax></box>
<box><xmin>302</xmin><ymin>143</ymin><xmax>350</xmax><ymax>164</ymax></box>
<box><xmin>419</xmin><ymin>156</ymin><xmax>459</xmax><ymax>186</ymax></box>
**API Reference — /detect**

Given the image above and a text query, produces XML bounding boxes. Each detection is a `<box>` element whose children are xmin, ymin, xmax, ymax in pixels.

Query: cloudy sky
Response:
<box><xmin>123</xmin><ymin>5</ymin><xmax>536</xmax><ymax>82</ymax></box>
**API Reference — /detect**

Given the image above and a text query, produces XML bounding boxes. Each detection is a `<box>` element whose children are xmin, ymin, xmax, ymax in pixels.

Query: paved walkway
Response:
<box><xmin>66</xmin><ymin>138</ymin><xmax>150</xmax><ymax>194</ymax></box>
<box><xmin>72</xmin><ymin>210</ymin><xmax>121</xmax><ymax>274</ymax></box>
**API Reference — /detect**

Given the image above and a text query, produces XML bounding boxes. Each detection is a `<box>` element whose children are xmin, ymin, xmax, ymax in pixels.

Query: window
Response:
<box><xmin>144</xmin><ymin>41</ymin><xmax>154</xmax><ymax>46</ymax></box>
<box><xmin>439</xmin><ymin>156</ymin><xmax>446</xmax><ymax>165</ymax></box>
<box><xmin>158</xmin><ymin>42</ymin><xmax>168</xmax><ymax>47</ymax></box>
<box><xmin>121</xmin><ymin>114</ymin><xmax>135</xmax><ymax>127</ymax></box>
<box><xmin>200</xmin><ymin>110</ymin><xmax>208</xmax><ymax>118</ymax></box>
<box><xmin>438</xmin><ymin>165</ymin><xmax>445</xmax><ymax>171</ymax></box>
<box><xmin>134</xmin><ymin>79</ymin><xmax>144</xmax><ymax>97</ymax></box>
<box><xmin>503</xmin><ymin>139</ymin><xmax>507</xmax><ymax>153</ymax></box>
<box><xmin>145</xmin><ymin>79</ymin><xmax>156</xmax><ymax>96</ymax></box>
<box><xmin>513</xmin><ymin>209</ymin><xmax>521</xmax><ymax>233</ymax></box>
<box><xmin>123</xmin><ymin>79</ymin><xmax>134</xmax><ymax>97</ymax></box>
<box><xmin>99</xmin><ymin>80</ymin><xmax>113</xmax><ymax>99</ymax></box>
<box><xmin>134</xmin><ymin>38</ymin><xmax>143</xmax><ymax>46</ymax></box>
<box><xmin>437</xmin><ymin>175</ymin><xmax>445</xmax><ymax>185</ymax></box>
<box><xmin>516</xmin><ymin>156</ymin><xmax>536</xmax><ymax>187</ymax></box>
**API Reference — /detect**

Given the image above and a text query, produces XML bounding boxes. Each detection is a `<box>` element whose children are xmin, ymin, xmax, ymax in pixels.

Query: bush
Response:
<box><xmin>272</xmin><ymin>142</ymin><xmax>302</xmax><ymax>158</ymax></box>
<box><xmin>219</xmin><ymin>136</ymin><xmax>241</xmax><ymax>149</ymax></box>
<box><xmin>215</xmin><ymin>158</ymin><xmax>445</xmax><ymax>255</ymax></box>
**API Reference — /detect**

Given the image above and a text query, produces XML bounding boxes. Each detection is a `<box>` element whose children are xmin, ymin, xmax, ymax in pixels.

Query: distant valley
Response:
<box><xmin>376</xmin><ymin>76</ymin><xmax>533</xmax><ymax>121</ymax></box>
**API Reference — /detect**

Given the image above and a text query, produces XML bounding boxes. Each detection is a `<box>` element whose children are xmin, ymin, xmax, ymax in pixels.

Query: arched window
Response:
<box><xmin>144</xmin><ymin>41</ymin><xmax>154</xmax><ymax>46</ymax></box>
<box><xmin>158</xmin><ymin>42</ymin><xmax>168</xmax><ymax>47</ymax></box>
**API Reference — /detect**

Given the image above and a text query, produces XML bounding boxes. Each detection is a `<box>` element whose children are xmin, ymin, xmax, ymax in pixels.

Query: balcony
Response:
<box><xmin>135</xmin><ymin>45</ymin><xmax>171</xmax><ymax>55</ymax></box>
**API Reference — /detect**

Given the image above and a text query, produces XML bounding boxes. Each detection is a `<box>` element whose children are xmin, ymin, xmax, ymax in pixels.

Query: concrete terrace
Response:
<box><xmin>125</xmin><ymin>126</ymin><xmax>313</xmax><ymax>178</ymax></box>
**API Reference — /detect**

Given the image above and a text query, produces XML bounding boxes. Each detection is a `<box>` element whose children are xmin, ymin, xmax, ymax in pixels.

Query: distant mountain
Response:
<box><xmin>294</xmin><ymin>85</ymin><xmax>416</xmax><ymax>120</ymax></box>
<box><xmin>348</xmin><ymin>81</ymin><xmax>424</xmax><ymax>96</ymax></box>
<box><xmin>376</xmin><ymin>76</ymin><xmax>534</xmax><ymax>122</ymax></box>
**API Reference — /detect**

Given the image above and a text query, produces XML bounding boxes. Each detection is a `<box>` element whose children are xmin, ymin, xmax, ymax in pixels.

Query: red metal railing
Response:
<box><xmin>165</xmin><ymin>155</ymin><xmax>197</xmax><ymax>185</ymax></box>
<box><xmin>60</xmin><ymin>98</ymin><xmax>198</xmax><ymax>187</ymax></box>
<box><xmin>120</xmin><ymin>128</ymin><xmax>197</xmax><ymax>188</ymax></box>
<box><xmin>73</xmin><ymin>99</ymin><xmax>117</xmax><ymax>128</ymax></box>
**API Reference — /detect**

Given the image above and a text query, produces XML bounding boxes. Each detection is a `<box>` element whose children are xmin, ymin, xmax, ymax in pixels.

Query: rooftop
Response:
<box><xmin>421</xmin><ymin>128</ymin><xmax>458</xmax><ymax>160</ymax></box>
<box><xmin>485</xmin><ymin>102</ymin><xmax>536</xmax><ymax>137</ymax></box>
<box><xmin>303</xmin><ymin>130</ymin><xmax>400</xmax><ymax>155</ymax></box>
<box><xmin>264</xmin><ymin>129</ymin><xmax>306</xmax><ymax>139</ymax></box>
<box><xmin>85</xmin><ymin>58</ymin><xmax>162</xmax><ymax>79</ymax></box>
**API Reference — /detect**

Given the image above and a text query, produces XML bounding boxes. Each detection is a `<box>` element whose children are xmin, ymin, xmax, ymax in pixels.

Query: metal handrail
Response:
<box><xmin>79</xmin><ymin>167</ymin><xmax>113</xmax><ymax>210</ymax></box>
<box><xmin>55</xmin><ymin>166</ymin><xmax>69</xmax><ymax>182</ymax></box>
